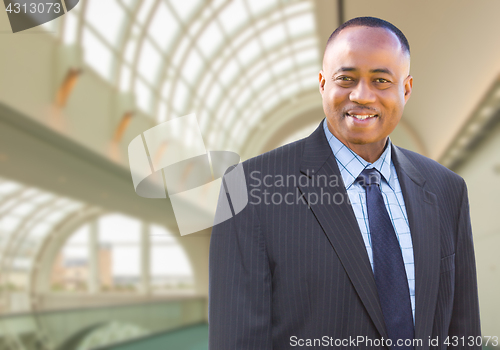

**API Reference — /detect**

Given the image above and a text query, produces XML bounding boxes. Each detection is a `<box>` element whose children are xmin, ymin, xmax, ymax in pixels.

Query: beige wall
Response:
<box><xmin>456</xmin><ymin>121</ymin><xmax>500</xmax><ymax>336</ymax></box>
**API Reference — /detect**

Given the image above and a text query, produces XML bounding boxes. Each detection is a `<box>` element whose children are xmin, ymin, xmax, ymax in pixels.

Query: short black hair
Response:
<box><xmin>326</xmin><ymin>16</ymin><xmax>410</xmax><ymax>56</ymax></box>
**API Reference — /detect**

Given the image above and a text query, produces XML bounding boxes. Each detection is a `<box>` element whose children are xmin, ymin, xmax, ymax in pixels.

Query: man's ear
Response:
<box><xmin>319</xmin><ymin>70</ymin><xmax>326</xmax><ymax>95</ymax></box>
<box><xmin>403</xmin><ymin>75</ymin><xmax>413</xmax><ymax>104</ymax></box>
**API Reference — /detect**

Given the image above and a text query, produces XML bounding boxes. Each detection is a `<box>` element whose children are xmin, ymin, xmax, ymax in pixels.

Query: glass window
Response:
<box><xmin>138</xmin><ymin>39</ymin><xmax>162</xmax><ymax>85</ymax></box>
<box><xmin>197</xmin><ymin>21</ymin><xmax>224</xmax><ymax>59</ymax></box>
<box><xmin>136</xmin><ymin>0</ymin><xmax>155</xmax><ymax>25</ymax></box>
<box><xmin>86</xmin><ymin>0</ymin><xmax>125</xmax><ymax>46</ymax></box>
<box><xmin>260</xmin><ymin>23</ymin><xmax>288</xmax><ymax>50</ymax></box>
<box><xmin>135</xmin><ymin>79</ymin><xmax>153</xmax><ymax>113</ymax></box>
<box><xmin>169</xmin><ymin>0</ymin><xmax>200</xmax><ymax>22</ymax></box>
<box><xmin>217</xmin><ymin>0</ymin><xmax>248</xmax><ymax>34</ymax></box>
<box><xmin>82</xmin><ymin>28</ymin><xmax>114</xmax><ymax>80</ymax></box>
<box><xmin>148</xmin><ymin>2</ymin><xmax>179</xmax><ymax>51</ymax></box>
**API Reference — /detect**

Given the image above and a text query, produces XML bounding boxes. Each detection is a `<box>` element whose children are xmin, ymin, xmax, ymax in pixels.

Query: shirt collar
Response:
<box><xmin>322</xmin><ymin>118</ymin><xmax>394</xmax><ymax>190</ymax></box>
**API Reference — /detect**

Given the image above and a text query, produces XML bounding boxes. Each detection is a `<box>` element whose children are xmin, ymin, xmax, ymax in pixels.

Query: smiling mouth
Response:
<box><xmin>346</xmin><ymin>112</ymin><xmax>378</xmax><ymax>120</ymax></box>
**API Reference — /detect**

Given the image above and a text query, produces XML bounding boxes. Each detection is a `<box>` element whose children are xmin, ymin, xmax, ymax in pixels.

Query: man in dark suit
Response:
<box><xmin>209</xmin><ymin>17</ymin><xmax>481</xmax><ymax>349</ymax></box>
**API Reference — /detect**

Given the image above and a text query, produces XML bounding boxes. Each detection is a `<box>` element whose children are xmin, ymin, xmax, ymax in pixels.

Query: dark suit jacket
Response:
<box><xmin>208</xmin><ymin>120</ymin><xmax>481</xmax><ymax>349</ymax></box>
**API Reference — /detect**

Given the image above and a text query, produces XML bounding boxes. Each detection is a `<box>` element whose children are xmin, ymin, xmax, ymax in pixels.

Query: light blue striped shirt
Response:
<box><xmin>323</xmin><ymin>119</ymin><xmax>415</xmax><ymax>321</ymax></box>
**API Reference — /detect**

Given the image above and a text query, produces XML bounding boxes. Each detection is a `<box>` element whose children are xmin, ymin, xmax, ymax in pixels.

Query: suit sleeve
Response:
<box><xmin>447</xmin><ymin>179</ymin><xmax>481</xmax><ymax>347</ymax></box>
<box><xmin>208</xmin><ymin>180</ymin><xmax>273</xmax><ymax>349</ymax></box>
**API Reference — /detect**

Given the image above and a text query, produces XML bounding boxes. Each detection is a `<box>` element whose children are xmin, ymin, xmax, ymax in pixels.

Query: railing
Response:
<box><xmin>0</xmin><ymin>296</ymin><xmax>207</xmax><ymax>350</ymax></box>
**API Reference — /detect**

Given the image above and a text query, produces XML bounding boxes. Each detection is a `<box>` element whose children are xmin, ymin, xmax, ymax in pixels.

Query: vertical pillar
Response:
<box><xmin>88</xmin><ymin>220</ymin><xmax>100</xmax><ymax>294</ymax></box>
<box><xmin>140</xmin><ymin>222</ymin><xmax>151</xmax><ymax>295</ymax></box>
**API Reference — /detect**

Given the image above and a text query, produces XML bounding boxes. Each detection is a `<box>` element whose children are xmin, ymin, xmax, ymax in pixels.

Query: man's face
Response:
<box><xmin>319</xmin><ymin>26</ymin><xmax>412</xmax><ymax>149</ymax></box>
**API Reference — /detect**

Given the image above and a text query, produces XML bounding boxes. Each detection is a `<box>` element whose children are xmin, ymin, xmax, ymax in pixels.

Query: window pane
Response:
<box><xmin>135</xmin><ymin>79</ymin><xmax>153</xmax><ymax>113</ymax></box>
<box><xmin>86</xmin><ymin>0</ymin><xmax>125</xmax><ymax>46</ymax></box>
<box><xmin>82</xmin><ymin>29</ymin><xmax>114</xmax><ymax>81</ymax></box>
<box><xmin>261</xmin><ymin>23</ymin><xmax>287</xmax><ymax>50</ymax></box>
<box><xmin>197</xmin><ymin>21</ymin><xmax>223</xmax><ymax>58</ymax></box>
<box><xmin>138</xmin><ymin>39</ymin><xmax>162</xmax><ymax>85</ymax></box>
<box><xmin>149</xmin><ymin>2</ymin><xmax>178</xmax><ymax>51</ymax></box>
<box><xmin>218</xmin><ymin>0</ymin><xmax>247</xmax><ymax>34</ymax></box>
<box><xmin>169</xmin><ymin>0</ymin><xmax>200</xmax><ymax>21</ymax></box>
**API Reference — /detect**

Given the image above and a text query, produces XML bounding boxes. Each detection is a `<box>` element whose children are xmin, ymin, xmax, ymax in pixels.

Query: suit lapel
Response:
<box><xmin>392</xmin><ymin>146</ymin><xmax>440</xmax><ymax>348</ymax></box>
<box><xmin>298</xmin><ymin>123</ymin><xmax>388</xmax><ymax>339</ymax></box>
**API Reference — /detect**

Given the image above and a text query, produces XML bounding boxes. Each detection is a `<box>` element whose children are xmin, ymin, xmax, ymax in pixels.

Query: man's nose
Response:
<box><xmin>349</xmin><ymin>80</ymin><xmax>376</xmax><ymax>104</ymax></box>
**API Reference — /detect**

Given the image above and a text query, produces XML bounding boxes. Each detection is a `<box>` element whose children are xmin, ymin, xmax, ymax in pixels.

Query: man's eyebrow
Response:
<box><xmin>370</xmin><ymin>68</ymin><xmax>394</xmax><ymax>75</ymax></box>
<box><xmin>333</xmin><ymin>67</ymin><xmax>357</xmax><ymax>74</ymax></box>
<box><xmin>332</xmin><ymin>67</ymin><xmax>395</xmax><ymax>76</ymax></box>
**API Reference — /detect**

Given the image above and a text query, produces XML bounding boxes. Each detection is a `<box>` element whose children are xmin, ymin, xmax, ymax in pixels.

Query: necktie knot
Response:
<box><xmin>357</xmin><ymin>168</ymin><xmax>381</xmax><ymax>188</ymax></box>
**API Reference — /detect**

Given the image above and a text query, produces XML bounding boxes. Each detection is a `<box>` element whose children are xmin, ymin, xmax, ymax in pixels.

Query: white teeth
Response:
<box><xmin>349</xmin><ymin>114</ymin><xmax>376</xmax><ymax>120</ymax></box>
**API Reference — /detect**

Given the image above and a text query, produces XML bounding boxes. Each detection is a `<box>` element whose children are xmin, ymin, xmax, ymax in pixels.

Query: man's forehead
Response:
<box><xmin>330</xmin><ymin>26</ymin><xmax>402</xmax><ymax>54</ymax></box>
<box><xmin>323</xmin><ymin>26</ymin><xmax>409</xmax><ymax>72</ymax></box>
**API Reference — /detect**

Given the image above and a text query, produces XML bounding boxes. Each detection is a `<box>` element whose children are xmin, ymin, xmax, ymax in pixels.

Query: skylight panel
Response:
<box><xmin>169</xmin><ymin>0</ymin><xmax>200</xmax><ymax>21</ymax></box>
<box><xmin>157</xmin><ymin>102</ymin><xmax>167</xmax><ymax>123</ymax></box>
<box><xmin>295</xmin><ymin>49</ymin><xmax>318</xmax><ymax>65</ymax></box>
<box><xmin>137</xmin><ymin>0</ymin><xmax>155</xmax><ymax>25</ymax></box>
<box><xmin>233</xmin><ymin>86</ymin><xmax>253</xmax><ymax>110</ymax></box>
<box><xmin>219</xmin><ymin>60</ymin><xmax>238</xmax><ymax>86</ymax></box>
<box><xmin>148</xmin><ymin>2</ymin><xmax>178</xmax><ymax>51</ymax></box>
<box><xmin>282</xmin><ymin>1</ymin><xmax>313</xmax><ymax>18</ymax></box>
<box><xmin>0</xmin><ymin>181</ymin><xmax>21</xmax><ymax>196</ymax></box>
<box><xmin>259</xmin><ymin>87</ymin><xmax>280</xmax><ymax>113</ymax></box>
<box><xmin>44</xmin><ymin>210</ymin><xmax>67</xmax><ymax>223</ymax></box>
<box><xmin>237</xmin><ymin>38</ymin><xmax>260</xmax><ymax>66</ymax></box>
<box><xmin>299</xmin><ymin>67</ymin><xmax>321</xmax><ymax>87</ymax></box>
<box><xmin>135</xmin><ymin>79</ymin><xmax>153</xmax><ymax>113</ymax></box>
<box><xmin>197</xmin><ymin>21</ymin><xmax>224</xmax><ymax>59</ymax></box>
<box><xmin>182</xmin><ymin>50</ymin><xmax>204</xmax><ymax>82</ymax></box>
<box><xmin>218</xmin><ymin>0</ymin><xmax>248</xmax><ymax>34</ymax></box>
<box><xmin>246</xmin><ymin>0</ymin><xmax>276</xmax><ymax>16</ymax></box>
<box><xmin>197</xmin><ymin>72</ymin><xmax>214</xmax><ymax>100</ymax></box>
<box><xmin>271</xmin><ymin>56</ymin><xmax>294</xmax><ymax>77</ymax></box>
<box><xmin>30</xmin><ymin>222</ymin><xmax>52</xmax><ymax>239</ymax></box>
<box><xmin>210</xmin><ymin>0</ymin><xmax>226</xmax><ymax>12</ymax></box>
<box><xmin>124</xmin><ymin>39</ymin><xmax>137</xmax><ymax>64</ymax></box>
<box><xmin>171</xmin><ymin>37</ymin><xmax>190</xmax><ymax>67</ymax></box>
<box><xmin>251</xmin><ymin>69</ymin><xmax>272</xmax><ymax>91</ymax></box>
<box><xmin>205</xmin><ymin>84</ymin><xmax>222</xmax><ymax>110</ymax></box>
<box><xmin>86</xmin><ymin>0</ymin><xmax>125</xmax><ymax>46</ymax></box>
<box><xmin>82</xmin><ymin>28</ymin><xmax>114</xmax><ymax>81</ymax></box>
<box><xmin>161</xmin><ymin>80</ymin><xmax>172</xmax><ymax>99</ymax></box>
<box><xmin>63</xmin><ymin>10</ymin><xmax>78</xmax><ymax>45</ymax></box>
<box><xmin>172</xmin><ymin>80</ymin><xmax>190</xmax><ymax>113</ymax></box>
<box><xmin>138</xmin><ymin>39</ymin><xmax>162</xmax><ymax>85</ymax></box>
<box><xmin>119</xmin><ymin>65</ymin><xmax>132</xmax><ymax>92</ymax></box>
<box><xmin>0</xmin><ymin>217</ymin><xmax>21</xmax><ymax>233</ymax></box>
<box><xmin>286</xmin><ymin>13</ymin><xmax>315</xmax><ymax>37</ymax></box>
<box><xmin>31</xmin><ymin>193</ymin><xmax>54</xmax><ymax>205</ymax></box>
<box><xmin>280</xmin><ymin>81</ymin><xmax>300</xmax><ymax>99</ymax></box>
<box><xmin>260</xmin><ymin>23</ymin><xmax>288</xmax><ymax>50</ymax></box>
<box><xmin>11</xmin><ymin>203</ymin><xmax>36</xmax><ymax>216</ymax></box>
<box><xmin>292</xmin><ymin>37</ymin><xmax>317</xmax><ymax>53</ymax></box>
<box><xmin>120</xmin><ymin>0</ymin><xmax>137</xmax><ymax>9</ymax></box>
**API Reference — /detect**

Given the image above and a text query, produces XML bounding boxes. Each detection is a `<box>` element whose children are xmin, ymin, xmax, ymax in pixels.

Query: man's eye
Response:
<box><xmin>375</xmin><ymin>78</ymin><xmax>390</xmax><ymax>83</ymax></box>
<box><xmin>337</xmin><ymin>76</ymin><xmax>353</xmax><ymax>81</ymax></box>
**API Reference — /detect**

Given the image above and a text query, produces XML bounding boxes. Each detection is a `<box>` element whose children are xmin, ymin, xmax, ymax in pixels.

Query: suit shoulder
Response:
<box><xmin>242</xmin><ymin>138</ymin><xmax>306</xmax><ymax>173</ymax></box>
<box><xmin>397</xmin><ymin>147</ymin><xmax>465</xmax><ymax>188</ymax></box>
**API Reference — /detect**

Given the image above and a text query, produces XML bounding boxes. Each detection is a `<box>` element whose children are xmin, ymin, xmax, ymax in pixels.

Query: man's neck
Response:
<box><xmin>343</xmin><ymin>138</ymin><xmax>388</xmax><ymax>163</ymax></box>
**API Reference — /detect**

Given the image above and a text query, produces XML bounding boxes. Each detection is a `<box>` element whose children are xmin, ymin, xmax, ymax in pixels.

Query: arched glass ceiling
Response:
<box><xmin>0</xmin><ymin>176</ymin><xmax>195</xmax><ymax>313</ymax></box>
<box><xmin>0</xmin><ymin>177</ymin><xmax>85</xmax><ymax>312</ymax></box>
<box><xmin>55</xmin><ymin>0</ymin><xmax>320</xmax><ymax>152</ymax></box>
